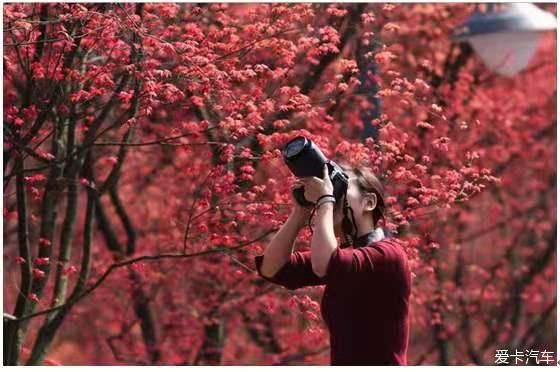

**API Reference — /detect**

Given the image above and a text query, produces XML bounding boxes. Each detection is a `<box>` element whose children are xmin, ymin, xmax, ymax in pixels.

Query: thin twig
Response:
<box><xmin>11</xmin><ymin>229</ymin><xmax>276</xmax><ymax>323</ymax></box>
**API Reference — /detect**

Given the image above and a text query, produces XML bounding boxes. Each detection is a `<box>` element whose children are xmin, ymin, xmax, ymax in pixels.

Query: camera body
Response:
<box><xmin>281</xmin><ymin>136</ymin><xmax>349</xmax><ymax>207</ymax></box>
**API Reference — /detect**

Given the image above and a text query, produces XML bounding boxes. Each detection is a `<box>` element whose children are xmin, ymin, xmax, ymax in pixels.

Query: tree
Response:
<box><xmin>3</xmin><ymin>3</ymin><xmax>556</xmax><ymax>365</ymax></box>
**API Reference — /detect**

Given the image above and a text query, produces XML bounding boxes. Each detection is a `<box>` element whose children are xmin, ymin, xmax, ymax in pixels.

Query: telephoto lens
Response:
<box><xmin>281</xmin><ymin>136</ymin><xmax>349</xmax><ymax>207</ymax></box>
<box><xmin>282</xmin><ymin>136</ymin><xmax>328</xmax><ymax>178</ymax></box>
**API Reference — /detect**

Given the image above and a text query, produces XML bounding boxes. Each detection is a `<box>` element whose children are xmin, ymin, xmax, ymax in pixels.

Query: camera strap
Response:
<box><xmin>341</xmin><ymin>192</ymin><xmax>359</xmax><ymax>248</ymax></box>
<box><xmin>306</xmin><ymin>191</ymin><xmax>362</xmax><ymax>249</ymax></box>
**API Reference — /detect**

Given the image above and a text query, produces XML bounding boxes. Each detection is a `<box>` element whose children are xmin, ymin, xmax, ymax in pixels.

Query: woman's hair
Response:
<box><xmin>339</xmin><ymin>161</ymin><xmax>386</xmax><ymax>227</ymax></box>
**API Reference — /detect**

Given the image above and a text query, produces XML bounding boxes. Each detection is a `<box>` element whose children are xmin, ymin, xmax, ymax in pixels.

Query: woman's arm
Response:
<box><xmin>310</xmin><ymin>202</ymin><xmax>337</xmax><ymax>277</ymax></box>
<box><xmin>299</xmin><ymin>164</ymin><xmax>338</xmax><ymax>277</ymax></box>
<box><xmin>259</xmin><ymin>209</ymin><xmax>308</xmax><ymax>278</ymax></box>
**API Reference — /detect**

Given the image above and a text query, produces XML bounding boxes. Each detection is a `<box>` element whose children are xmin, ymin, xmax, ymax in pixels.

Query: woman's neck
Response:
<box><xmin>355</xmin><ymin>214</ymin><xmax>375</xmax><ymax>238</ymax></box>
<box><xmin>334</xmin><ymin>214</ymin><xmax>376</xmax><ymax>239</ymax></box>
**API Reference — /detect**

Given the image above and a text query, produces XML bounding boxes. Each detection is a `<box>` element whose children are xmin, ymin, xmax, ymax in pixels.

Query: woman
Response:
<box><xmin>254</xmin><ymin>163</ymin><xmax>411</xmax><ymax>366</ymax></box>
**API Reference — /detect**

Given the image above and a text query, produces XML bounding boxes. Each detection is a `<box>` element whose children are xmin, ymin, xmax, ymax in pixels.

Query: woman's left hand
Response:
<box><xmin>300</xmin><ymin>164</ymin><xmax>334</xmax><ymax>204</ymax></box>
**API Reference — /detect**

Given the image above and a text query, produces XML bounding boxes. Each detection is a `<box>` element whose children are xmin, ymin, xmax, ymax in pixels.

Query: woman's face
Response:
<box><xmin>333</xmin><ymin>172</ymin><xmax>372</xmax><ymax>232</ymax></box>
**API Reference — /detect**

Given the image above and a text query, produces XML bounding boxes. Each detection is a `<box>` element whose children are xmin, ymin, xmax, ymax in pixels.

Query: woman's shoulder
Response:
<box><xmin>368</xmin><ymin>236</ymin><xmax>405</xmax><ymax>249</ymax></box>
<box><xmin>367</xmin><ymin>238</ymin><xmax>412</xmax><ymax>288</ymax></box>
<box><xmin>366</xmin><ymin>237</ymin><xmax>408</xmax><ymax>263</ymax></box>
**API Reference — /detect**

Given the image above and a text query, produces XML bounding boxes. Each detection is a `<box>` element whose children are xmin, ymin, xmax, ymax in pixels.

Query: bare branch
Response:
<box><xmin>13</xmin><ymin>229</ymin><xmax>277</xmax><ymax>323</ymax></box>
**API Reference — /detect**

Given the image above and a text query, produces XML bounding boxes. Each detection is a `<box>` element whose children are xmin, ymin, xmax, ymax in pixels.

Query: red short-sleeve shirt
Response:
<box><xmin>254</xmin><ymin>237</ymin><xmax>411</xmax><ymax>365</ymax></box>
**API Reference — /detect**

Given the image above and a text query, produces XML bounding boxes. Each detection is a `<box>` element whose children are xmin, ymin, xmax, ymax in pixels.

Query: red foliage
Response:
<box><xmin>3</xmin><ymin>3</ymin><xmax>555</xmax><ymax>366</ymax></box>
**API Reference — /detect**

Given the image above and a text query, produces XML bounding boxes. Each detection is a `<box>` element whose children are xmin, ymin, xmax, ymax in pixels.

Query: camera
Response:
<box><xmin>281</xmin><ymin>136</ymin><xmax>349</xmax><ymax>207</ymax></box>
